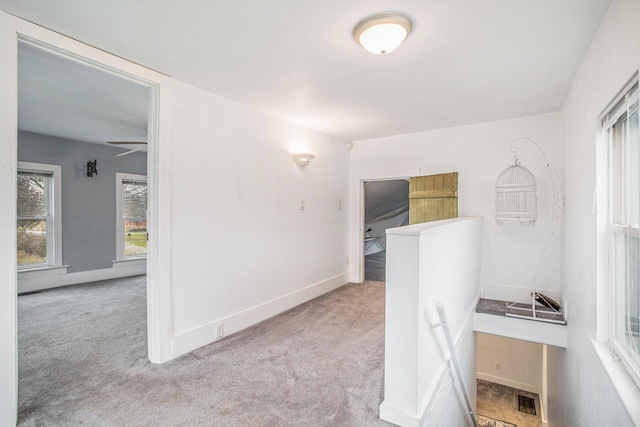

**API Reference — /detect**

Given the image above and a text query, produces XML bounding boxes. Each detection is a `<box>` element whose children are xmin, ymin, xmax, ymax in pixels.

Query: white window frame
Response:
<box><xmin>17</xmin><ymin>161</ymin><xmax>62</xmax><ymax>271</ymax></box>
<box><xmin>116</xmin><ymin>172</ymin><xmax>147</xmax><ymax>261</ymax></box>
<box><xmin>599</xmin><ymin>74</ymin><xmax>640</xmax><ymax>390</ymax></box>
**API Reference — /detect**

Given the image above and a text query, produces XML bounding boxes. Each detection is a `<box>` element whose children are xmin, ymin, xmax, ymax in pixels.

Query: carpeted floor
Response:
<box><xmin>18</xmin><ymin>276</ymin><xmax>392</xmax><ymax>426</ymax></box>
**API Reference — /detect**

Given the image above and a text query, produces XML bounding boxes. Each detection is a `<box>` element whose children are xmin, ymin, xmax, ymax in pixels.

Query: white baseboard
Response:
<box><xmin>476</xmin><ymin>372</ymin><xmax>540</xmax><ymax>394</ymax></box>
<box><xmin>18</xmin><ymin>262</ymin><xmax>146</xmax><ymax>293</ymax></box>
<box><xmin>171</xmin><ymin>272</ymin><xmax>349</xmax><ymax>359</ymax></box>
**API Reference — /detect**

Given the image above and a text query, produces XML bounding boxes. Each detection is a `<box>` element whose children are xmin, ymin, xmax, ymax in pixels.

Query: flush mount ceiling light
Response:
<box><xmin>353</xmin><ymin>13</ymin><xmax>413</xmax><ymax>55</ymax></box>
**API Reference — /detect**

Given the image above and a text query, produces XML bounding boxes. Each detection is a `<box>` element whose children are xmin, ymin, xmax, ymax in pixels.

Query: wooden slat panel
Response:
<box><xmin>409</xmin><ymin>172</ymin><xmax>458</xmax><ymax>225</ymax></box>
<box><xmin>409</xmin><ymin>190</ymin><xmax>457</xmax><ymax>199</ymax></box>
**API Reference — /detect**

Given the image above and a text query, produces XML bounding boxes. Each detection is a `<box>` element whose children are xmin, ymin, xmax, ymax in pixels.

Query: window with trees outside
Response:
<box><xmin>17</xmin><ymin>162</ymin><xmax>61</xmax><ymax>269</ymax></box>
<box><xmin>116</xmin><ymin>173</ymin><xmax>147</xmax><ymax>259</ymax></box>
<box><xmin>603</xmin><ymin>77</ymin><xmax>640</xmax><ymax>388</ymax></box>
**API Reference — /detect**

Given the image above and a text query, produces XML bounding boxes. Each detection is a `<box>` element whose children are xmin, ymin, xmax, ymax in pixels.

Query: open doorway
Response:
<box><xmin>363</xmin><ymin>180</ymin><xmax>409</xmax><ymax>281</ymax></box>
<box><xmin>15</xmin><ymin>38</ymin><xmax>155</xmax><ymax>420</ymax></box>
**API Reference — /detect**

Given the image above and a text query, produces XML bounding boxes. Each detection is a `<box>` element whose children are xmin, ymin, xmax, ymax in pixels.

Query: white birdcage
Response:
<box><xmin>495</xmin><ymin>157</ymin><xmax>537</xmax><ymax>225</ymax></box>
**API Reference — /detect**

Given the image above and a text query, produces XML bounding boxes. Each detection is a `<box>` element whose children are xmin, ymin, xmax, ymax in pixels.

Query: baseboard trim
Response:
<box><xmin>476</xmin><ymin>372</ymin><xmax>540</xmax><ymax>395</ymax></box>
<box><xmin>18</xmin><ymin>263</ymin><xmax>146</xmax><ymax>293</ymax></box>
<box><xmin>379</xmin><ymin>401</ymin><xmax>420</xmax><ymax>427</ymax></box>
<box><xmin>170</xmin><ymin>272</ymin><xmax>350</xmax><ymax>359</ymax></box>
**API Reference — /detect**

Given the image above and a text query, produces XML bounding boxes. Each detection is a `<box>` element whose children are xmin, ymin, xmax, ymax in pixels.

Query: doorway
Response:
<box><xmin>0</xmin><ymin>19</ymin><xmax>170</xmax><ymax>422</ymax></box>
<box><xmin>363</xmin><ymin>180</ymin><xmax>409</xmax><ymax>281</ymax></box>
<box><xmin>358</xmin><ymin>172</ymin><xmax>459</xmax><ymax>283</ymax></box>
<box><xmin>15</xmin><ymin>38</ymin><xmax>156</xmax><ymax>419</ymax></box>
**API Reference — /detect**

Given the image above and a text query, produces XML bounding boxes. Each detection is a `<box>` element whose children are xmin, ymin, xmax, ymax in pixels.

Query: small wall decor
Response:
<box><xmin>87</xmin><ymin>159</ymin><xmax>97</xmax><ymax>177</ymax></box>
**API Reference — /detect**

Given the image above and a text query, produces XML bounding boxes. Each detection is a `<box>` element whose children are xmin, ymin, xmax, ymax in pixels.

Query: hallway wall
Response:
<box><xmin>165</xmin><ymin>79</ymin><xmax>350</xmax><ymax>357</ymax></box>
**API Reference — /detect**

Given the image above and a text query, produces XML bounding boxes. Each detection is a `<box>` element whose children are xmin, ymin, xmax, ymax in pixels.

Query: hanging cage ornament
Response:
<box><xmin>495</xmin><ymin>145</ymin><xmax>537</xmax><ymax>226</ymax></box>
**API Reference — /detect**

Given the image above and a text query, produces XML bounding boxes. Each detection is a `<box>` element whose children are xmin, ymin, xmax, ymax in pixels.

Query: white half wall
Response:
<box><xmin>554</xmin><ymin>0</ymin><xmax>640</xmax><ymax>425</ymax></box>
<box><xmin>380</xmin><ymin>217</ymin><xmax>483</xmax><ymax>427</ymax></box>
<box><xmin>166</xmin><ymin>79</ymin><xmax>350</xmax><ymax>358</ymax></box>
<box><xmin>349</xmin><ymin>112</ymin><xmax>564</xmax><ymax>301</ymax></box>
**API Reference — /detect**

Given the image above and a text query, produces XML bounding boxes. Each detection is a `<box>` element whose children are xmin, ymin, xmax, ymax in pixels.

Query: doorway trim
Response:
<box><xmin>349</xmin><ymin>167</ymin><xmax>421</xmax><ymax>283</ymax></box>
<box><xmin>1</xmin><ymin>12</ymin><xmax>172</xmax><ymax>425</ymax></box>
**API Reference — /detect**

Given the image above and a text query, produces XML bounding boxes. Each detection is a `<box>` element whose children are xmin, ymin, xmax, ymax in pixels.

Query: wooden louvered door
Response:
<box><xmin>409</xmin><ymin>172</ymin><xmax>458</xmax><ymax>224</ymax></box>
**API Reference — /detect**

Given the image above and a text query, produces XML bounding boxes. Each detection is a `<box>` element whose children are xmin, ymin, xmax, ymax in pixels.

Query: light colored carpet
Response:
<box><xmin>18</xmin><ymin>276</ymin><xmax>392</xmax><ymax>426</ymax></box>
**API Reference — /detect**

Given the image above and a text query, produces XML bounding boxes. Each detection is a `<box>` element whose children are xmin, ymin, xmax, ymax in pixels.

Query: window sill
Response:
<box><xmin>112</xmin><ymin>257</ymin><xmax>147</xmax><ymax>269</ymax></box>
<box><xmin>591</xmin><ymin>337</ymin><xmax>640</xmax><ymax>425</ymax></box>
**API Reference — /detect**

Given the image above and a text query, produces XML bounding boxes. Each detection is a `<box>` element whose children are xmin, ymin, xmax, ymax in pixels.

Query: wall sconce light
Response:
<box><xmin>353</xmin><ymin>13</ymin><xmax>413</xmax><ymax>55</ymax></box>
<box><xmin>292</xmin><ymin>153</ymin><xmax>315</xmax><ymax>167</ymax></box>
<box><xmin>87</xmin><ymin>159</ymin><xmax>97</xmax><ymax>177</ymax></box>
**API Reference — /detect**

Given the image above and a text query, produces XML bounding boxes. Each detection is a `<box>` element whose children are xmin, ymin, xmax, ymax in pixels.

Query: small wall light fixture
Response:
<box><xmin>87</xmin><ymin>159</ymin><xmax>98</xmax><ymax>177</ymax></box>
<box><xmin>353</xmin><ymin>13</ymin><xmax>413</xmax><ymax>55</ymax></box>
<box><xmin>292</xmin><ymin>153</ymin><xmax>315</xmax><ymax>167</ymax></box>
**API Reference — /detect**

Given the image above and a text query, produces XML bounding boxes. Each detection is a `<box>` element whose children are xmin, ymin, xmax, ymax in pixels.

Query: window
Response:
<box><xmin>17</xmin><ymin>162</ymin><xmax>62</xmax><ymax>270</ymax></box>
<box><xmin>116</xmin><ymin>173</ymin><xmax>147</xmax><ymax>259</ymax></box>
<box><xmin>602</xmin><ymin>76</ymin><xmax>640</xmax><ymax>388</ymax></box>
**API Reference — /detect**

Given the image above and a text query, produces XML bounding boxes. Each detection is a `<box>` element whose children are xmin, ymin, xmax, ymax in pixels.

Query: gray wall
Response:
<box><xmin>18</xmin><ymin>131</ymin><xmax>147</xmax><ymax>273</ymax></box>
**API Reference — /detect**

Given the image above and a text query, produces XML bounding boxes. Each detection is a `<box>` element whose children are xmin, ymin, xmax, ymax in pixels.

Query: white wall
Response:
<box><xmin>164</xmin><ymin>79</ymin><xmax>350</xmax><ymax>356</ymax></box>
<box><xmin>476</xmin><ymin>333</ymin><xmax>542</xmax><ymax>394</ymax></box>
<box><xmin>554</xmin><ymin>0</ymin><xmax>640</xmax><ymax>425</ymax></box>
<box><xmin>350</xmin><ymin>112</ymin><xmax>563</xmax><ymax>301</ymax></box>
<box><xmin>380</xmin><ymin>217</ymin><xmax>482</xmax><ymax>427</ymax></box>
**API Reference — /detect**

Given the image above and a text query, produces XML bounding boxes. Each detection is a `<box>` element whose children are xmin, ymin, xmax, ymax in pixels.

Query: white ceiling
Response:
<box><xmin>18</xmin><ymin>42</ymin><xmax>149</xmax><ymax>146</ymax></box>
<box><xmin>4</xmin><ymin>0</ymin><xmax>612</xmax><ymax>142</ymax></box>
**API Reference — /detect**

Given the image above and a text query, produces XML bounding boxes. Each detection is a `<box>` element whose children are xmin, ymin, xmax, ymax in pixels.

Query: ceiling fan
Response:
<box><xmin>107</xmin><ymin>141</ymin><xmax>147</xmax><ymax>157</ymax></box>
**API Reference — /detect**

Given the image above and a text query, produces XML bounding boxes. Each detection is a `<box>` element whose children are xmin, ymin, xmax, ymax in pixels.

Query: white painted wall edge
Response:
<box><xmin>18</xmin><ymin>264</ymin><xmax>146</xmax><ymax>293</ymax></box>
<box><xmin>473</xmin><ymin>313</ymin><xmax>567</xmax><ymax>348</ymax></box>
<box><xmin>171</xmin><ymin>272</ymin><xmax>349</xmax><ymax>359</ymax></box>
<box><xmin>475</xmin><ymin>372</ymin><xmax>540</xmax><ymax>394</ymax></box>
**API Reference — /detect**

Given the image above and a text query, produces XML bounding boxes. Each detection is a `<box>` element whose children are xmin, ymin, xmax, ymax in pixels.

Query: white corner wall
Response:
<box><xmin>555</xmin><ymin>0</ymin><xmax>640</xmax><ymax>425</ymax></box>
<box><xmin>166</xmin><ymin>79</ymin><xmax>350</xmax><ymax>357</ymax></box>
<box><xmin>350</xmin><ymin>113</ymin><xmax>563</xmax><ymax>301</ymax></box>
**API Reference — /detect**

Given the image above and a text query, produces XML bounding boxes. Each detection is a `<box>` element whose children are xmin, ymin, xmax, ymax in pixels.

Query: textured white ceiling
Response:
<box><xmin>4</xmin><ymin>0</ymin><xmax>612</xmax><ymax>142</ymax></box>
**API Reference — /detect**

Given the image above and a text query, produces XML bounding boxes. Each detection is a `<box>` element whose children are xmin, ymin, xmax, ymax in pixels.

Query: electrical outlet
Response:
<box><xmin>338</xmin><ymin>200</ymin><xmax>342</xmax><ymax>210</ymax></box>
<box><xmin>216</xmin><ymin>323</ymin><xmax>224</xmax><ymax>339</ymax></box>
<box><xmin>300</xmin><ymin>200</ymin><xmax>305</xmax><ymax>210</ymax></box>
<box><xmin>495</xmin><ymin>363</ymin><xmax>501</xmax><ymax>370</ymax></box>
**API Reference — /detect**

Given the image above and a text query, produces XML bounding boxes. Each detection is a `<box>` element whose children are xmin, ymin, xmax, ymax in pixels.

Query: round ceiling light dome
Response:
<box><xmin>353</xmin><ymin>13</ymin><xmax>413</xmax><ymax>55</ymax></box>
